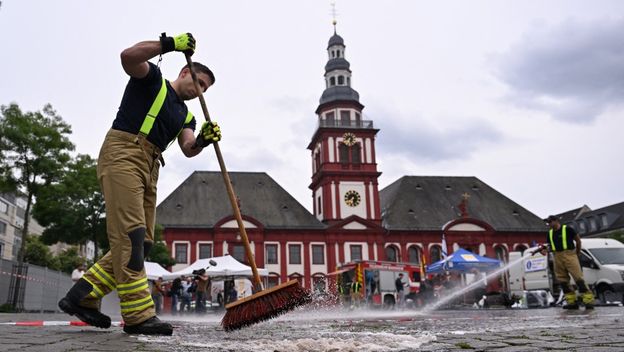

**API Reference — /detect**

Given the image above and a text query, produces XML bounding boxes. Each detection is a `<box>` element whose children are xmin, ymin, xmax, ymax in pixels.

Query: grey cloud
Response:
<box><xmin>494</xmin><ymin>18</ymin><xmax>624</xmax><ymax>123</ymax></box>
<box><xmin>374</xmin><ymin>110</ymin><xmax>502</xmax><ymax>163</ymax></box>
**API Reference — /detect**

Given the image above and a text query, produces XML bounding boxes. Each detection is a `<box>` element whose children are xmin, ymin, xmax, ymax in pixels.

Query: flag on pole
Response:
<box><xmin>441</xmin><ymin>232</ymin><xmax>448</xmax><ymax>259</ymax></box>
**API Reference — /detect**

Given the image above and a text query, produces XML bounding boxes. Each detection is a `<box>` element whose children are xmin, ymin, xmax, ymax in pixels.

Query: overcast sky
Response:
<box><xmin>1</xmin><ymin>1</ymin><xmax>623</xmax><ymax>218</ymax></box>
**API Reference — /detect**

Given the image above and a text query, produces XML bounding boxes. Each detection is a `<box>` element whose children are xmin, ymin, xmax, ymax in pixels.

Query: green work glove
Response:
<box><xmin>160</xmin><ymin>32</ymin><xmax>196</xmax><ymax>55</ymax></box>
<box><xmin>195</xmin><ymin>121</ymin><xmax>221</xmax><ymax>148</ymax></box>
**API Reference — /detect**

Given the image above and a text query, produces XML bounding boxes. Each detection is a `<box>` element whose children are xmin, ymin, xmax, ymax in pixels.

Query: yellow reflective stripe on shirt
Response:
<box><xmin>166</xmin><ymin>110</ymin><xmax>194</xmax><ymax>150</ymax></box>
<box><xmin>549</xmin><ymin>229</ymin><xmax>556</xmax><ymax>251</ymax></box>
<box><xmin>139</xmin><ymin>78</ymin><xmax>168</xmax><ymax>135</ymax></box>
<box><xmin>120</xmin><ymin>296</ymin><xmax>154</xmax><ymax>314</ymax></box>
<box><xmin>549</xmin><ymin>225</ymin><xmax>568</xmax><ymax>252</ymax></box>
<box><xmin>87</xmin><ymin>263</ymin><xmax>116</xmax><ymax>291</ymax></box>
<box><xmin>82</xmin><ymin>276</ymin><xmax>105</xmax><ymax>298</ymax></box>
<box><xmin>117</xmin><ymin>278</ymin><xmax>149</xmax><ymax>296</ymax></box>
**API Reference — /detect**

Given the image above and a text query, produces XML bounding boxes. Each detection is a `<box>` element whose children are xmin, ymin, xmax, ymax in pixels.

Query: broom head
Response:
<box><xmin>221</xmin><ymin>279</ymin><xmax>311</xmax><ymax>331</ymax></box>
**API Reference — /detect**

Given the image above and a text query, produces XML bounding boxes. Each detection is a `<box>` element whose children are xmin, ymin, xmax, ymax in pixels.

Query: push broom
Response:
<box><xmin>184</xmin><ymin>53</ymin><xmax>311</xmax><ymax>331</ymax></box>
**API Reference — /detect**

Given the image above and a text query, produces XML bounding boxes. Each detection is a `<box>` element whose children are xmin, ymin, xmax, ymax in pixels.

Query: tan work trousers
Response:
<box><xmin>553</xmin><ymin>249</ymin><xmax>589</xmax><ymax>292</ymax></box>
<box><xmin>79</xmin><ymin>129</ymin><xmax>160</xmax><ymax>325</ymax></box>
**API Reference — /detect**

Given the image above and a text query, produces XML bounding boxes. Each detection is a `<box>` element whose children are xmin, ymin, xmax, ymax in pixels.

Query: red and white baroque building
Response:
<box><xmin>159</xmin><ymin>28</ymin><xmax>547</xmax><ymax>292</ymax></box>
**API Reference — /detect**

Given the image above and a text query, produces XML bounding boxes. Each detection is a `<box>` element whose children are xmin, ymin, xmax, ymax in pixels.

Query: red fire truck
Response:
<box><xmin>332</xmin><ymin>260</ymin><xmax>422</xmax><ymax>308</ymax></box>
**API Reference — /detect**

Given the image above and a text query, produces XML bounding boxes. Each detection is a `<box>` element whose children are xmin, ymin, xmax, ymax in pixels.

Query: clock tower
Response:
<box><xmin>308</xmin><ymin>23</ymin><xmax>382</xmax><ymax>225</ymax></box>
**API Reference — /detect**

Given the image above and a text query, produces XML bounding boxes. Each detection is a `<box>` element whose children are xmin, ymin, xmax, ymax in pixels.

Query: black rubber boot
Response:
<box><xmin>123</xmin><ymin>316</ymin><xmax>173</xmax><ymax>335</ymax></box>
<box><xmin>58</xmin><ymin>278</ymin><xmax>111</xmax><ymax>329</ymax></box>
<box><xmin>562</xmin><ymin>303</ymin><xmax>580</xmax><ymax>310</ymax></box>
<box><xmin>58</xmin><ymin>297</ymin><xmax>112</xmax><ymax>328</ymax></box>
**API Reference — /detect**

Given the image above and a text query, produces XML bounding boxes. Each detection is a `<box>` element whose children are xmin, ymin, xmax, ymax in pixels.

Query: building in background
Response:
<box><xmin>157</xmin><ymin>27</ymin><xmax>547</xmax><ymax>291</ymax></box>
<box><xmin>554</xmin><ymin>202</ymin><xmax>624</xmax><ymax>238</ymax></box>
<box><xmin>0</xmin><ymin>193</ymin><xmax>94</xmax><ymax>262</ymax></box>
<box><xmin>0</xmin><ymin>193</ymin><xmax>43</xmax><ymax>261</ymax></box>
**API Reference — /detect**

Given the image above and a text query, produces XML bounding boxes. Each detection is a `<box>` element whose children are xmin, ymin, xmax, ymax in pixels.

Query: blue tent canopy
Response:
<box><xmin>426</xmin><ymin>248</ymin><xmax>501</xmax><ymax>274</ymax></box>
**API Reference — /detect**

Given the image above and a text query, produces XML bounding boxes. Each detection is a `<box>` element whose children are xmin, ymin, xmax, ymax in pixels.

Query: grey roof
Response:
<box><xmin>553</xmin><ymin>205</ymin><xmax>591</xmax><ymax>224</ymax></box>
<box><xmin>325</xmin><ymin>58</ymin><xmax>351</xmax><ymax>73</ymax></box>
<box><xmin>319</xmin><ymin>86</ymin><xmax>360</xmax><ymax>105</ymax></box>
<box><xmin>328</xmin><ymin>33</ymin><xmax>344</xmax><ymax>48</ymax></box>
<box><xmin>380</xmin><ymin>176</ymin><xmax>547</xmax><ymax>232</ymax></box>
<box><xmin>157</xmin><ymin>171</ymin><xmax>325</xmax><ymax>230</ymax></box>
<box><xmin>565</xmin><ymin>201</ymin><xmax>624</xmax><ymax>237</ymax></box>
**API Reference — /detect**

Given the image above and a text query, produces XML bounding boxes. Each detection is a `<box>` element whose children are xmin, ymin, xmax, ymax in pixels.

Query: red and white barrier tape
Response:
<box><xmin>0</xmin><ymin>320</ymin><xmax>124</xmax><ymax>327</ymax></box>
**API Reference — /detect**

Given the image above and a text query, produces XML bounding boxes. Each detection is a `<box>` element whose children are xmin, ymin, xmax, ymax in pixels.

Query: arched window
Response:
<box><xmin>267</xmin><ymin>273</ymin><xmax>280</xmax><ymax>288</ymax></box>
<box><xmin>408</xmin><ymin>246</ymin><xmax>421</xmax><ymax>264</ymax></box>
<box><xmin>338</xmin><ymin>76</ymin><xmax>344</xmax><ymax>85</ymax></box>
<box><xmin>330</xmin><ymin>77</ymin><xmax>336</xmax><ymax>86</ymax></box>
<box><xmin>385</xmin><ymin>245</ymin><xmax>399</xmax><ymax>262</ymax></box>
<box><xmin>288</xmin><ymin>273</ymin><xmax>303</xmax><ymax>282</ymax></box>
<box><xmin>430</xmin><ymin>245</ymin><xmax>442</xmax><ymax>263</ymax></box>
<box><xmin>515</xmin><ymin>245</ymin><xmax>528</xmax><ymax>256</ymax></box>
<box><xmin>494</xmin><ymin>246</ymin><xmax>508</xmax><ymax>263</ymax></box>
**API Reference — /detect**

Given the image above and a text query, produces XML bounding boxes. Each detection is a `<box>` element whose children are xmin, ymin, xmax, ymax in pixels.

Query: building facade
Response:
<box><xmin>158</xmin><ymin>28</ymin><xmax>547</xmax><ymax>291</ymax></box>
<box><xmin>555</xmin><ymin>202</ymin><xmax>624</xmax><ymax>238</ymax></box>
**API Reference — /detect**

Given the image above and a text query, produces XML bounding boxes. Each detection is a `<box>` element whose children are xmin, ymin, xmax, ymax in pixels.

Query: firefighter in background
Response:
<box><xmin>540</xmin><ymin>215</ymin><xmax>594</xmax><ymax>309</ymax></box>
<box><xmin>350</xmin><ymin>280</ymin><xmax>363</xmax><ymax>309</ymax></box>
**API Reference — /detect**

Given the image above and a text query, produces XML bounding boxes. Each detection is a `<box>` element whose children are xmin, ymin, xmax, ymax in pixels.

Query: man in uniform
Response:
<box><xmin>540</xmin><ymin>215</ymin><xmax>595</xmax><ymax>309</ymax></box>
<box><xmin>58</xmin><ymin>32</ymin><xmax>221</xmax><ymax>335</ymax></box>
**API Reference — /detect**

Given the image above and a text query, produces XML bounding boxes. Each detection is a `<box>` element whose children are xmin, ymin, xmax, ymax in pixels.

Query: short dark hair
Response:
<box><xmin>545</xmin><ymin>215</ymin><xmax>559</xmax><ymax>224</ymax></box>
<box><xmin>181</xmin><ymin>62</ymin><xmax>216</xmax><ymax>85</ymax></box>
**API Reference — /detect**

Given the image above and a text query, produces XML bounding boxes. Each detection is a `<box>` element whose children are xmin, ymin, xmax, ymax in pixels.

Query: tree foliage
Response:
<box><xmin>146</xmin><ymin>224</ymin><xmax>175</xmax><ymax>268</ymax></box>
<box><xmin>33</xmin><ymin>154</ymin><xmax>106</xmax><ymax>258</ymax></box>
<box><xmin>0</xmin><ymin>103</ymin><xmax>75</xmax><ymax>261</ymax></box>
<box><xmin>55</xmin><ymin>247</ymin><xmax>84</xmax><ymax>274</ymax></box>
<box><xmin>23</xmin><ymin>235</ymin><xmax>55</xmax><ymax>268</ymax></box>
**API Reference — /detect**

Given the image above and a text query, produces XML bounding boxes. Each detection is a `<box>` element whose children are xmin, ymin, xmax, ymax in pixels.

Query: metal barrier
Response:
<box><xmin>0</xmin><ymin>259</ymin><xmax>73</xmax><ymax>312</ymax></box>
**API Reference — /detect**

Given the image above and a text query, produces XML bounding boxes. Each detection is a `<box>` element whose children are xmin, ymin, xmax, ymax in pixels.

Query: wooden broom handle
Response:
<box><xmin>184</xmin><ymin>53</ymin><xmax>263</xmax><ymax>292</ymax></box>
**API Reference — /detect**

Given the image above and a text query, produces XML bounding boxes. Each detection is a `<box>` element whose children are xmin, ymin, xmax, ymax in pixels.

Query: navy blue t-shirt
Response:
<box><xmin>112</xmin><ymin>62</ymin><xmax>196</xmax><ymax>151</ymax></box>
<box><xmin>547</xmin><ymin>225</ymin><xmax>577</xmax><ymax>251</ymax></box>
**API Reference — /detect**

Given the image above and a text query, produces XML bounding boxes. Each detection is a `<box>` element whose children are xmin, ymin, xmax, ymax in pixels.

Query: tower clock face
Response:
<box><xmin>344</xmin><ymin>190</ymin><xmax>361</xmax><ymax>207</ymax></box>
<box><xmin>343</xmin><ymin>132</ymin><xmax>357</xmax><ymax>146</ymax></box>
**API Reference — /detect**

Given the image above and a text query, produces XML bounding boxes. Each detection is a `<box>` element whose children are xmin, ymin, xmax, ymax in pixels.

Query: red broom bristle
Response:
<box><xmin>221</xmin><ymin>281</ymin><xmax>311</xmax><ymax>331</ymax></box>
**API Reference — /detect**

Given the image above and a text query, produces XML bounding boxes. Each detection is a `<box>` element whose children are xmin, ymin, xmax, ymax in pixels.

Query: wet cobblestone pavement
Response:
<box><xmin>0</xmin><ymin>306</ymin><xmax>623</xmax><ymax>351</ymax></box>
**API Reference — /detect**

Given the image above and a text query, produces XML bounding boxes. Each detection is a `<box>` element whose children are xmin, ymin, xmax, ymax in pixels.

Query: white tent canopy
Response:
<box><xmin>162</xmin><ymin>254</ymin><xmax>269</xmax><ymax>281</ymax></box>
<box><xmin>145</xmin><ymin>261</ymin><xmax>172</xmax><ymax>280</ymax></box>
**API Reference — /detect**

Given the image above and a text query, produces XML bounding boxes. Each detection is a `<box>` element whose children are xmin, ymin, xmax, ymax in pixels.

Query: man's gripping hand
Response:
<box><xmin>195</xmin><ymin>121</ymin><xmax>221</xmax><ymax>148</ymax></box>
<box><xmin>160</xmin><ymin>33</ymin><xmax>196</xmax><ymax>55</ymax></box>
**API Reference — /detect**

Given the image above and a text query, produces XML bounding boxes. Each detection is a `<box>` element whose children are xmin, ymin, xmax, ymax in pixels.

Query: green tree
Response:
<box><xmin>0</xmin><ymin>103</ymin><xmax>74</xmax><ymax>262</ymax></box>
<box><xmin>33</xmin><ymin>154</ymin><xmax>106</xmax><ymax>259</ymax></box>
<box><xmin>146</xmin><ymin>224</ymin><xmax>175</xmax><ymax>268</ymax></box>
<box><xmin>55</xmin><ymin>247</ymin><xmax>84</xmax><ymax>274</ymax></box>
<box><xmin>23</xmin><ymin>235</ymin><xmax>55</xmax><ymax>268</ymax></box>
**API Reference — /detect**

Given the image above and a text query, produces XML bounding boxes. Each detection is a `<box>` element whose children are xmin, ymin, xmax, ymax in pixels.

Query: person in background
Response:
<box><xmin>151</xmin><ymin>277</ymin><xmax>165</xmax><ymax>315</ymax></box>
<box><xmin>179</xmin><ymin>276</ymin><xmax>193</xmax><ymax>313</ymax></box>
<box><xmin>71</xmin><ymin>264</ymin><xmax>85</xmax><ymax>283</ymax></box>
<box><xmin>169</xmin><ymin>277</ymin><xmax>182</xmax><ymax>315</ymax></box>
<box><xmin>395</xmin><ymin>273</ymin><xmax>406</xmax><ymax>309</ymax></box>
<box><xmin>194</xmin><ymin>271</ymin><xmax>209</xmax><ymax>313</ymax></box>
<box><xmin>350</xmin><ymin>280</ymin><xmax>363</xmax><ymax>309</ymax></box>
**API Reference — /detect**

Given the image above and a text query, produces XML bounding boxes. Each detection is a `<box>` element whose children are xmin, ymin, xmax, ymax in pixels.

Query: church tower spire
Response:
<box><xmin>308</xmin><ymin>19</ymin><xmax>382</xmax><ymax>225</ymax></box>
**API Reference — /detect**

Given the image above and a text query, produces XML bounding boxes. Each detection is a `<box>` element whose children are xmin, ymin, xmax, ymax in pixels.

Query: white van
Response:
<box><xmin>508</xmin><ymin>238</ymin><xmax>624</xmax><ymax>304</ymax></box>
